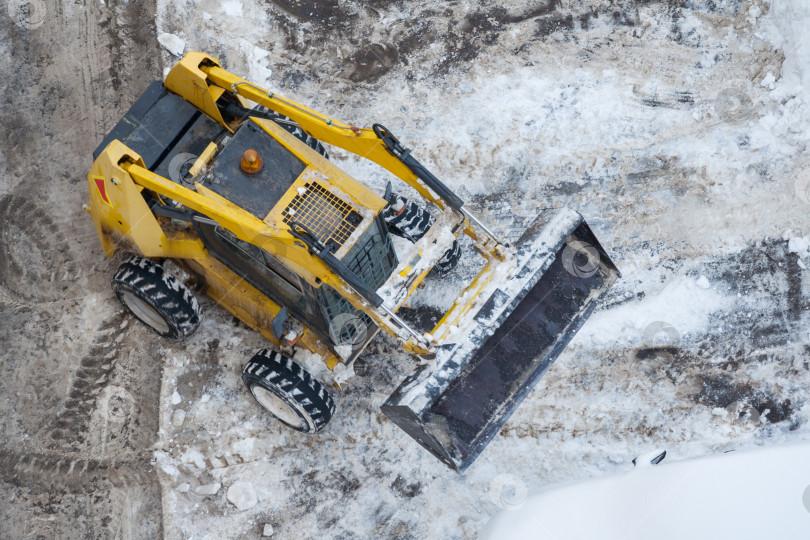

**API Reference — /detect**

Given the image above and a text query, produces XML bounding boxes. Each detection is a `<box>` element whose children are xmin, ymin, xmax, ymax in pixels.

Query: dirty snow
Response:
<box><xmin>148</xmin><ymin>0</ymin><xmax>810</xmax><ymax>538</ymax></box>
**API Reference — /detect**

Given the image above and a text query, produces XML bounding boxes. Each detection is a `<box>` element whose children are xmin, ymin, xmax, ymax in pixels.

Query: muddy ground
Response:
<box><xmin>1</xmin><ymin>0</ymin><xmax>166</xmax><ymax>537</ymax></box>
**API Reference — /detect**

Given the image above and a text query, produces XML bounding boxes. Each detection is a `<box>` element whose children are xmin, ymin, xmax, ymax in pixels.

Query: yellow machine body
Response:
<box><xmin>86</xmin><ymin>52</ymin><xmax>473</xmax><ymax>365</ymax></box>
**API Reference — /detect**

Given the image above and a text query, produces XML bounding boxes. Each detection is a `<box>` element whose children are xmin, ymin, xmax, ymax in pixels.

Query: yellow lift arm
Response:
<box><xmin>165</xmin><ymin>52</ymin><xmax>505</xmax><ymax>253</ymax></box>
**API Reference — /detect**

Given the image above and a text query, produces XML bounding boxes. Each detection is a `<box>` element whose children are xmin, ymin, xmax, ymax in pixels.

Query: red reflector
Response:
<box><xmin>93</xmin><ymin>176</ymin><xmax>113</xmax><ymax>207</ymax></box>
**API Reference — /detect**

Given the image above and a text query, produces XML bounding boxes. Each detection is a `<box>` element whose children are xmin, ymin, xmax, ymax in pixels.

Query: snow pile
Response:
<box><xmin>762</xmin><ymin>1</ymin><xmax>810</xmax><ymax>91</ymax></box>
<box><xmin>575</xmin><ymin>276</ymin><xmax>730</xmax><ymax>349</ymax></box>
<box><xmin>757</xmin><ymin>0</ymin><xmax>810</xmax><ymax>152</ymax></box>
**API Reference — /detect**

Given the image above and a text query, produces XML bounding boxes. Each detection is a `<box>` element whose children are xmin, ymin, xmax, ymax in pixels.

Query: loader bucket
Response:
<box><xmin>381</xmin><ymin>208</ymin><xmax>619</xmax><ymax>472</ymax></box>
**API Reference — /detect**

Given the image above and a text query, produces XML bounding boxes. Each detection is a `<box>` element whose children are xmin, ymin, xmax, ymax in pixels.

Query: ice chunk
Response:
<box><xmin>262</xmin><ymin>524</ymin><xmax>275</xmax><ymax>537</ymax></box>
<box><xmin>157</xmin><ymin>33</ymin><xmax>185</xmax><ymax>57</ymax></box>
<box><xmin>788</xmin><ymin>236</ymin><xmax>810</xmax><ymax>258</ymax></box>
<box><xmin>208</xmin><ymin>456</ymin><xmax>226</xmax><ymax>469</ymax></box>
<box><xmin>227</xmin><ymin>481</ymin><xmax>258</xmax><ymax>511</ymax></box>
<box><xmin>172</xmin><ymin>409</ymin><xmax>186</xmax><ymax>427</ymax></box>
<box><xmin>220</xmin><ymin>0</ymin><xmax>243</xmax><ymax>17</ymax></box>
<box><xmin>760</xmin><ymin>72</ymin><xmax>777</xmax><ymax>89</ymax></box>
<box><xmin>156</xmin><ymin>454</ymin><xmax>179</xmax><ymax>478</ymax></box>
<box><xmin>180</xmin><ymin>448</ymin><xmax>206</xmax><ymax>469</ymax></box>
<box><xmin>171</xmin><ymin>390</ymin><xmax>182</xmax><ymax>405</ymax></box>
<box><xmin>195</xmin><ymin>482</ymin><xmax>221</xmax><ymax>496</ymax></box>
<box><xmin>333</xmin><ymin>361</ymin><xmax>355</xmax><ymax>386</ymax></box>
<box><xmin>696</xmin><ymin>275</ymin><xmax>710</xmax><ymax>289</ymax></box>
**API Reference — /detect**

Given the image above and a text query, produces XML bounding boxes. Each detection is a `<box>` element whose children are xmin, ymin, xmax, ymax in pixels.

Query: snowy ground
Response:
<box><xmin>1</xmin><ymin>0</ymin><xmax>809</xmax><ymax>539</ymax></box>
<box><xmin>147</xmin><ymin>1</ymin><xmax>810</xmax><ymax>538</ymax></box>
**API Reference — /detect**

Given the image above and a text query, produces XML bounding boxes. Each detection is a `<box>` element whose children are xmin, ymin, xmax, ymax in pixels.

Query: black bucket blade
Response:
<box><xmin>381</xmin><ymin>208</ymin><xmax>619</xmax><ymax>472</ymax></box>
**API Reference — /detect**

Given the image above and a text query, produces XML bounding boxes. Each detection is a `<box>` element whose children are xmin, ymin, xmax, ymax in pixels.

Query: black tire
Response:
<box><xmin>111</xmin><ymin>256</ymin><xmax>202</xmax><ymax>341</ymax></box>
<box><xmin>251</xmin><ymin>105</ymin><xmax>329</xmax><ymax>159</ymax></box>
<box><xmin>242</xmin><ymin>349</ymin><xmax>335</xmax><ymax>433</ymax></box>
<box><xmin>383</xmin><ymin>195</ymin><xmax>434</xmax><ymax>242</ymax></box>
<box><xmin>431</xmin><ymin>239</ymin><xmax>461</xmax><ymax>278</ymax></box>
<box><xmin>383</xmin><ymin>193</ymin><xmax>462</xmax><ymax>277</ymax></box>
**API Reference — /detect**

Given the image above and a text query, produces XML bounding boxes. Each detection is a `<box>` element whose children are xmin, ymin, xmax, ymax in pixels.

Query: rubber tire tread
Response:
<box><xmin>242</xmin><ymin>349</ymin><xmax>335</xmax><ymax>434</ymax></box>
<box><xmin>431</xmin><ymin>239</ymin><xmax>462</xmax><ymax>278</ymax></box>
<box><xmin>384</xmin><ymin>193</ymin><xmax>462</xmax><ymax>277</ymax></box>
<box><xmin>383</xmin><ymin>195</ymin><xmax>435</xmax><ymax>243</ymax></box>
<box><xmin>111</xmin><ymin>256</ymin><xmax>202</xmax><ymax>341</ymax></box>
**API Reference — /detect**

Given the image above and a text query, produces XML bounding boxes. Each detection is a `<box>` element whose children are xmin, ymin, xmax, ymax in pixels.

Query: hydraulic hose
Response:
<box><xmin>372</xmin><ymin>124</ymin><xmax>465</xmax><ymax>212</ymax></box>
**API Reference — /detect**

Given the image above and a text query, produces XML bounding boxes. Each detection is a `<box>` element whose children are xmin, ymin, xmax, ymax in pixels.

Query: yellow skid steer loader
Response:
<box><xmin>85</xmin><ymin>52</ymin><xmax>619</xmax><ymax>472</ymax></box>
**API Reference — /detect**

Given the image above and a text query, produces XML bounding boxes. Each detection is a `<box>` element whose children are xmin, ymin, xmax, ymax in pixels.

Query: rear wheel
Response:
<box><xmin>432</xmin><ymin>239</ymin><xmax>461</xmax><ymax>278</ymax></box>
<box><xmin>111</xmin><ymin>256</ymin><xmax>202</xmax><ymax>341</ymax></box>
<box><xmin>242</xmin><ymin>349</ymin><xmax>335</xmax><ymax>433</ymax></box>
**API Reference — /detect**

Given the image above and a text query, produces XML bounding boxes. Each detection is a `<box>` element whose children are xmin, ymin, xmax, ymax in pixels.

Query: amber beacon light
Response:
<box><xmin>240</xmin><ymin>149</ymin><xmax>263</xmax><ymax>174</ymax></box>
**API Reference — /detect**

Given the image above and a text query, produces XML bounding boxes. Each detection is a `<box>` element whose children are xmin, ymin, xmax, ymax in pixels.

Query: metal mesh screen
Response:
<box><xmin>281</xmin><ymin>182</ymin><xmax>360</xmax><ymax>247</ymax></box>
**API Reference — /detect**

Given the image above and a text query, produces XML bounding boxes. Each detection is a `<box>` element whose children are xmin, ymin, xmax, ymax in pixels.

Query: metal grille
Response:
<box><xmin>319</xmin><ymin>219</ymin><xmax>397</xmax><ymax>354</ymax></box>
<box><xmin>321</xmin><ymin>285</ymin><xmax>375</xmax><ymax>346</ymax></box>
<box><xmin>281</xmin><ymin>182</ymin><xmax>360</xmax><ymax>247</ymax></box>
<box><xmin>345</xmin><ymin>219</ymin><xmax>397</xmax><ymax>290</ymax></box>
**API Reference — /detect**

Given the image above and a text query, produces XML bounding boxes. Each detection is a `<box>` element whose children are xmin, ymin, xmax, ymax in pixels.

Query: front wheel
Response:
<box><xmin>242</xmin><ymin>350</ymin><xmax>335</xmax><ymax>433</ymax></box>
